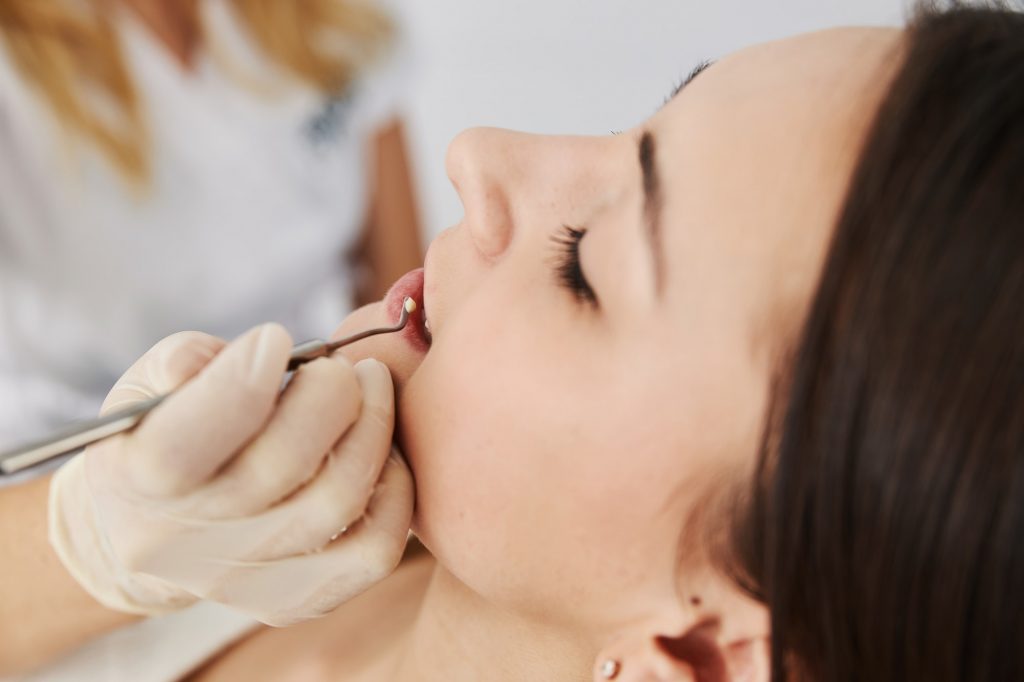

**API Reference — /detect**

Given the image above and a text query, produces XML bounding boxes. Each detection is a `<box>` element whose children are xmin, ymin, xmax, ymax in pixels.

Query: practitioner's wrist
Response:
<box><xmin>48</xmin><ymin>456</ymin><xmax>197</xmax><ymax>616</ymax></box>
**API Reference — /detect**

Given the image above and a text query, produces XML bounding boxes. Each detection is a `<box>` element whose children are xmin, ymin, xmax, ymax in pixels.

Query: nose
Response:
<box><xmin>445</xmin><ymin>127</ymin><xmax>622</xmax><ymax>262</ymax></box>
<box><xmin>445</xmin><ymin>127</ymin><xmax>519</xmax><ymax>260</ymax></box>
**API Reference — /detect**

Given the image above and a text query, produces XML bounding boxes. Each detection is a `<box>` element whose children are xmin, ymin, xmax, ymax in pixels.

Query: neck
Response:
<box><xmin>390</xmin><ymin>565</ymin><xmax>597</xmax><ymax>681</ymax></box>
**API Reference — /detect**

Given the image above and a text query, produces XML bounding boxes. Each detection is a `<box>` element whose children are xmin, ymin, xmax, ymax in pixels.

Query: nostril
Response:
<box><xmin>468</xmin><ymin>210</ymin><xmax>513</xmax><ymax>260</ymax></box>
<box><xmin>446</xmin><ymin>128</ymin><xmax>515</xmax><ymax>260</ymax></box>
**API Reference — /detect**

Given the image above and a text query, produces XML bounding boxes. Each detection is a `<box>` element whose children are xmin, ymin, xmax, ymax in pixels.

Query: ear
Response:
<box><xmin>593</xmin><ymin>595</ymin><xmax>768</xmax><ymax>682</ymax></box>
<box><xmin>593</xmin><ymin>627</ymin><xmax>768</xmax><ymax>682</ymax></box>
<box><xmin>656</xmin><ymin>626</ymin><xmax>769</xmax><ymax>682</ymax></box>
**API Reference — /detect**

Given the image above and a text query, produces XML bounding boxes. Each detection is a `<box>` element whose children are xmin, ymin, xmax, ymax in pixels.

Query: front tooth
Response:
<box><xmin>423</xmin><ymin>317</ymin><xmax>432</xmax><ymax>333</ymax></box>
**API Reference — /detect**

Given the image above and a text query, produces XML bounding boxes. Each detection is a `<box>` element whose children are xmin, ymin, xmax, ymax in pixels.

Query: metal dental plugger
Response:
<box><xmin>0</xmin><ymin>298</ymin><xmax>417</xmax><ymax>476</ymax></box>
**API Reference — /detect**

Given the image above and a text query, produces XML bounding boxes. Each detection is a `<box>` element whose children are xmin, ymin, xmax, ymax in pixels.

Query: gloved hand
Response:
<box><xmin>48</xmin><ymin>324</ymin><xmax>414</xmax><ymax>626</ymax></box>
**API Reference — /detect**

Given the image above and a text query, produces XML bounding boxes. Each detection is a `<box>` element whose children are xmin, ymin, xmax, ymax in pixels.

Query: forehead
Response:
<box><xmin>649</xmin><ymin>27</ymin><xmax>902</xmax><ymax>363</ymax></box>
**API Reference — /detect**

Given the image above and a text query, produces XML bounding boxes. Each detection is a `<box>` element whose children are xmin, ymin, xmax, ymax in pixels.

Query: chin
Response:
<box><xmin>395</xmin><ymin>389</ymin><xmax>427</xmax><ymax>520</ymax></box>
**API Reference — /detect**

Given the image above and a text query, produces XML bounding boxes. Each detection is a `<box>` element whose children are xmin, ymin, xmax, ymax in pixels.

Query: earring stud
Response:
<box><xmin>600</xmin><ymin>658</ymin><xmax>621</xmax><ymax>679</ymax></box>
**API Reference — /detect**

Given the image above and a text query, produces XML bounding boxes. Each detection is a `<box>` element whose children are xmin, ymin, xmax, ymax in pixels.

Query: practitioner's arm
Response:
<box><xmin>0</xmin><ymin>474</ymin><xmax>139</xmax><ymax>675</ymax></box>
<box><xmin>355</xmin><ymin>118</ymin><xmax>425</xmax><ymax>303</ymax></box>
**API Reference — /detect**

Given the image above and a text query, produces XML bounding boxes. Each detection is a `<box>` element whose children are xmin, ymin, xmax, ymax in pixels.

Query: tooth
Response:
<box><xmin>423</xmin><ymin>317</ymin><xmax>432</xmax><ymax>333</ymax></box>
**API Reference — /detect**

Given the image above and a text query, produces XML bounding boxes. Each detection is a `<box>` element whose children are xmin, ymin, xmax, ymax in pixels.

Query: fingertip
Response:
<box><xmin>246</xmin><ymin>323</ymin><xmax>294</xmax><ymax>385</ymax></box>
<box><xmin>353</xmin><ymin>358</ymin><xmax>392</xmax><ymax>391</ymax></box>
<box><xmin>353</xmin><ymin>357</ymin><xmax>386</xmax><ymax>372</ymax></box>
<box><xmin>262</xmin><ymin>322</ymin><xmax>293</xmax><ymax>346</ymax></box>
<box><xmin>387</xmin><ymin>445</ymin><xmax>410</xmax><ymax>469</ymax></box>
<box><xmin>103</xmin><ymin>332</ymin><xmax>227</xmax><ymax>413</ymax></box>
<box><xmin>154</xmin><ymin>332</ymin><xmax>226</xmax><ymax>390</ymax></box>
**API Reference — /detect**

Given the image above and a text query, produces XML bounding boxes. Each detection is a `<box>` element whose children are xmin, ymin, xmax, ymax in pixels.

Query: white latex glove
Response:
<box><xmin>48</xmin><ymin>324</ymin><xmax>414</xmax><ymax>626</ymax></box>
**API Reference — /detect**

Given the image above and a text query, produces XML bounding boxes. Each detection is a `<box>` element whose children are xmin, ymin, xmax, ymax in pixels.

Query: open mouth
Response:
<box><xmin>385</xmin><ymin>268</ymin><xmax>432</xmax><ymax>353</ymax></box>
<box><xmin>407</xmin><ymin>295</ymin><xmax>432</xmax><ymax>351</ymax></box>
<box><xmin>422</xmin><ymin>308</ymin><xmax>433</xmax><ymax>344</ymax></box>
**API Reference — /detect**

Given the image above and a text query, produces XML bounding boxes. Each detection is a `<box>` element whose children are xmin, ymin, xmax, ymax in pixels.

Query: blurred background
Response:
<box><xmin>400</xmin><ymin>0</ymin><xmax>909</xmax><ymax>239</ymax></box>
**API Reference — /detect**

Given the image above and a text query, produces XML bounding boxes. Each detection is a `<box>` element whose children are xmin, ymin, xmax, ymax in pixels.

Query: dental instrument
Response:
<box><xmin>0</xmin><ymin>298</ymin><xmax>416</xmax><ymax>476</ymax></box>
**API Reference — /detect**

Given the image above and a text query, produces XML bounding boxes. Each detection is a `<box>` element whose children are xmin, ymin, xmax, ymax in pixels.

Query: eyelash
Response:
<box><xmin>551</xmin><ymin>225</ymin><xmax>598</xmax><ymax>307</ymax></box>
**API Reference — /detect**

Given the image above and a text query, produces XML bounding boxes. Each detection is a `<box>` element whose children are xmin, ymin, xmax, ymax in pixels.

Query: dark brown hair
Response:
<box><xmin>732</xmin><ymin>4</ymin><xmax>1024</xmax><ymax>680</ymax></box>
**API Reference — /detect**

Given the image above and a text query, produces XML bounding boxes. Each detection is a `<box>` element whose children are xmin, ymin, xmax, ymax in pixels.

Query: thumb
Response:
<box><xmin>101</xmin><ymin>332</ymin><xmax>226</xmax><ymax>414</ymax></box>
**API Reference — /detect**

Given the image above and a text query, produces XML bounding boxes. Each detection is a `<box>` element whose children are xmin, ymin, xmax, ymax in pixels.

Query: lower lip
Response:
<box><xmin>384</xmin><ymin>268</ymin><xmax>430</xmax><ymax>352</ymax></box>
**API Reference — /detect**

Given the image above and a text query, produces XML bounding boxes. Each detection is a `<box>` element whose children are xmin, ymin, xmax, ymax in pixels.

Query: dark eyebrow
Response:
<box><xmin>662</xmin><ymin>59</ymin><xmax>714</xmax><ymax>110</ymax></box>
<box><xmin>644</xmin><ymin>59</ymin><xmax>714</xmax><ymax>296</ymax></box>
<box><xmin>639</xmin><ymin>130</ymin><xmax>665</xmax><ymax>294</ymax></box>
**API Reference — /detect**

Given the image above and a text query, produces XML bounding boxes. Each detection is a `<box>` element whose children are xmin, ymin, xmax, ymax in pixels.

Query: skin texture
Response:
<box><xmin>314</xmin><ymin>25</ymin><xmax>904</xmax><ymax>681</ymax></box>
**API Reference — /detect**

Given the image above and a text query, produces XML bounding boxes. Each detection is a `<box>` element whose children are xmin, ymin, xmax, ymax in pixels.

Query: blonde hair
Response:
<box><xmin>0</xmin><ymin>0</ymin><xmax>392</xmax><ymax>181</ymax></box>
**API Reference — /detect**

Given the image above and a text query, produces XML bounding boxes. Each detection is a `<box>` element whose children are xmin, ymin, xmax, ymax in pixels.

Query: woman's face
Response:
<box><xmin>336</xmin><ymin>27</ymin><xmax>901</xmax><ymax>633</ymax></box>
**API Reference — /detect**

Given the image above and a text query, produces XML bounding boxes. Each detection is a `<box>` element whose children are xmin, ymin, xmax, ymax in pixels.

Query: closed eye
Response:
<box><xmin>551</xmin><ymin>225</ymin><xmax>598</xmax><ymax>307</ymax></box>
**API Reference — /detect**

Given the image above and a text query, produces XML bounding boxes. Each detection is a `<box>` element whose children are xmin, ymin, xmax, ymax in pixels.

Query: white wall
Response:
<box><xmin>399</xmin><ymin>0</ymin><xmax>911</xmax><ymax>239</ymax></box>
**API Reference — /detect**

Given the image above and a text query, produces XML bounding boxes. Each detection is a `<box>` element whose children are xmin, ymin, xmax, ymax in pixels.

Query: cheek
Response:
<box><xmin>400</xmin><ymin>307</ymin><xmax>657</xmax><ymax>618</ymax></box>
<box><xmin>397</xmin><ymin>323</ymin><xmax>696</xmax><ymax>623</ymax></box>
<box><xmin>397</xmin><ymin>275</ymin><xmax>767</xmax><ymax>623</ymax></box>
<box><xmin>400</xmin><ymin>312</ymin><xmax>577</xmax><ymax>577</ymax></box>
